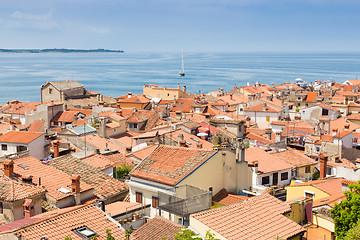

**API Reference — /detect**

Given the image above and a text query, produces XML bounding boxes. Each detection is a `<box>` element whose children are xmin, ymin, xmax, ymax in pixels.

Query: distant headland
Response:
<box><xmin>0</xmin><ymin>48</ymin><xmax>124</xmax><ymax>53</ymax></box>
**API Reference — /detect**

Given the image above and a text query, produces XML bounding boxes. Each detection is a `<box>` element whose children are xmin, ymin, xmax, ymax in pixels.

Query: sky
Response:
<box><xmin>0</xmin><ymin>0</ymin><xmax>359</xmax><ymax>52</ymax></box>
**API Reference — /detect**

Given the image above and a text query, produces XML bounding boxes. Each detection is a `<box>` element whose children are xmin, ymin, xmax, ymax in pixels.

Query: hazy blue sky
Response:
<box><xmin>0</xmin><ymin>0</ymin><xmax>359</xmax><ymax>52</ymax></box>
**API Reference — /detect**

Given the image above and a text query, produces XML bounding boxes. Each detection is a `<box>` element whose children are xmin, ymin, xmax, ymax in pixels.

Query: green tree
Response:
<box><xmin>106</xmin><ymin>229</ymin><xmax>115</xmax><ymax>240</ymax></box>
<box><xmin>345</xmin><ymin>219</ymin><xmax>360</xmax><ymax>240</ymax></box>
<box><xmin>124</xmin><ymin>228</ymin><xmax>132</xmax><ymax>240</ymax></box>
<box><xmin>331</xmin><ymin>180</ymin><xmax>360</xmax><ymax>239</ymax></box>
<box><xmin>175</xmin><ymin>228</ymin><xmax>218</xmax><ymax>240</ymax></box>
<box><xmin>116</xmin><ymin>163</ymin><xmax>132</xmax><ymax>179</ymax></box>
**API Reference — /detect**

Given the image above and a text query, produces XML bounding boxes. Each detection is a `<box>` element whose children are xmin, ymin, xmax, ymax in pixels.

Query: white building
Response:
<box><xmin>300</xmin><ymin>104</ymin><xmax>340</xmax><ymax>124</ymax></box>
<box><xmin>0</xmin><ymin>131</ymin><xmax>46</xmax><ymax>159</ymax></box>
<box><xmin>244</xmin><ymin>103</ymin><xmax>283</xmax><ymax>129</ymax></box>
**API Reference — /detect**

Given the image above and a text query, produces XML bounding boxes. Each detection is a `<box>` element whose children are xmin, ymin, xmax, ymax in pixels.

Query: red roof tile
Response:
<box><xmin>245</xmin><ymin>104</ymin><xmax>281</xmax><ymax>113</ymax></box>
<box><xmin>130</xmin><ymin>145</ymin><xmax>217</xmax><ymax>186</ymax></box>
<box><xmin>132</xmin><ymin>215</ymin><xmax>183</xmax><ymax>240</ymax></box>
<box><xmin>0</xmin><ymin>131</ymin><xmax>44</xmax><ymax>144</ymax></box>
<box><xmin>191</xmin><ymin>194</ymin><xmax>305</xmax><ymax>240</ymax></box>
<box><xmin>212</xmin><ymin>189</ymin><xmax>249</xmax><ymax>206</ymax></box>
<box><xmin>304</xmin><ymin>92</ymin><xmax>318</xmax><ymax>102</ymax></box>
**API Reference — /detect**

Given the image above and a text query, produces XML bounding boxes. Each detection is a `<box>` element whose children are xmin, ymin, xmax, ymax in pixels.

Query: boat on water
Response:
<box><xmin>179</xmin><ymin>50</ymin><xmax>185</xmax><ymax>77</ymax></box>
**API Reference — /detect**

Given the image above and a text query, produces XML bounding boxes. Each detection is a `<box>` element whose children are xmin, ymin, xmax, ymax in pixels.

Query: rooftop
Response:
<box><xmin>0</xmin><ymin>131</ymin><xmax>44</xmax><ymax>144</ymax></box>
<box><xmin>191</xmin><ymin>194</ymin><xmax>305</xmax><ymax>240</ymax></box>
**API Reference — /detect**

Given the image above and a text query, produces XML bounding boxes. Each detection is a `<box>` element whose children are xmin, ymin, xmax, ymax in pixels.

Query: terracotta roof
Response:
<box><xmin>281</xmin><ymin>126</ymin><xmax>315</xmax><ymax>137</ymax></box>
<box><xmin>333</xmin><ymin>130</ymin><xmax>352</xmax><ymax>138</ymax></box>
<box><xmin>117</xmin><ymin>94</ymin><xmax>150</xmax><ymax>104</ymax></box>
<box><xmin>246</xmin><ymin>132</ymin><xmax>273</xmax><ymax>145</ymax></box>
<box><xmin>9</xmin><ymin>204</ymin><xmax>131</xmax><ymax>239</ymax></box>
<box><xmin>312</xmin><ymin>192</ymin><xmax>346</xmax><ymax>208</ymax></box>
<box><xmin>317</xmin><ymin>103</ymin><xmax>340</xmax><ymax>112</ymax></box>
<box><xmin>320</xmin><ymin>134</ymin><xmax>333</xmax><ymax>142</ymax></box>
<box><xmin>171</xmin><ymin>98</ymin><xmax>197</xmax><ymax>113</ymax></box>
<box><xmin>347</xmin><ymin>113</ymin><xmax>360</xmax><ymax>120</ymax></box>
<box><xmin>2</xmin><ymin>101</ymin><xmax>41</xmax><ymax>115</ymax></box>
<box><xmin>245</xmin><ymin>147</ymin><xmax>293</xmax><ymax>174</ymax></box>
<box><xmin>330</xmin><ymin>117</ymin><xmax>360</xmax><ymax>132</ymax></box>
<box><xmin>345</xmin><ymin>80</ymin><xmax>360</xmax><ymax>85</ymax></box>
<box><xmin>272</xmin><ymin>149</ymin><xmax>317</xmax><ymax>168</ymax></box>
<box><xmin>212</xmin><ymin>189</ymin><xmax>249</xmax><ymax>206</ymax></box>
<box><xmin>80</xmin><ymin>134</ymin><xmax>125</xmax><ymax>153</ymax></box>
<box><xmin>81</xmin><ymin>152</ymin><xmax>134</xmax><ymax>170</ymax></box>
<box><xmin>162</xmin><ymin>129</ymin><xmax>214</xmax><ymax>150</ymax></box>
<box><xmin>27</xmin><ymin>121</ymin><xmax>44</xmax><ymax>132</ymax></box>
<box><xmin>98</xmin><ymin>111</ymin><xmax>126</xmax><ymax>121</ymax></box>
<box><xmin>67</xmin><ymin>108</ymin><xmax>93</xmax><ymax>116</ymax></box>
<box><xmin>304</xmin><ymin>92</ymin><xmax>318</xmax><ymax>102</ymax></box>
<box><xmin>48</xmin><ymin>154</ymin><xmax>128</xmax><ymax>199</ymax></box>
<box><xmin>105</xmin><ymin>201</ymin><xmax>142</xmax><ymax>217</ymax></box>
<box><xmin>132</xmin><ymin>215</ymin><xmax>183</xmax><ymax>240</ymax></box>
<box><xmin>218</xmin><ymin>94</ymin><xmax>248</xmax><ymax>105</ymax></box>
<box><xmin>111</xmin><ymin>131</ymin><xmax>140</xmax><ymax>149</ymax></box>
<box><xmin>287</xmin><ymin>178</ymin><xmax>344</xmax><ymax>195</ymax></box>
<box><xmin>191</xmin><ymin>194</ymin><xmax>305</xmax><ymax>240</ymax></box>
<box><xmin>0</xmin><ymin>131</ymin><xmax>44</xmax><ymax>144</ymax></box>
<box><xmin>127</xmin><ymin>144</ymin><xmax>158</xmax><ymax>161</ymax></box>
<box><xmin>6</xmin><ymin>155</ymin><xmax>93</xmax><ymax>201</ymax></box>
<box><xmin>244</xmin><ymin>104</ymin><xmax>282</xmax><ymax>113</ymax></box>
<box><xmin>51</xmin><ymin>110</ymin><xmax>80</xmax><ymax>123</ymax></box>
<box><xmin>0</xmin><ymin>174</ymin><xmax>45</xmax><ymax>201</ymax></box>
<box><xmin>130</xmin><ymin>145</ymin><xmax>217</xmax><ymax>186</ymax></box>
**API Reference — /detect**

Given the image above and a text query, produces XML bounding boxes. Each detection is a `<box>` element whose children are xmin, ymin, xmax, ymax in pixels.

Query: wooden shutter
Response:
<box><xmin>152</xmin><ymin>196</ymin><xmax>159</xmax><ymax>208</ymax></box>
<box><xmin>136</xmin><ymin>192</ymin><xmax>142</xmax><ymax>203</ymax></box>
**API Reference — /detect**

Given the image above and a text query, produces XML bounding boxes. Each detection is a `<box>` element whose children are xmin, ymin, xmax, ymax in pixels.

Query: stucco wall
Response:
<box><xmin>286</xmin><ymin>185</ymin><xmax>329</xmax><ymax>202</ymax></box>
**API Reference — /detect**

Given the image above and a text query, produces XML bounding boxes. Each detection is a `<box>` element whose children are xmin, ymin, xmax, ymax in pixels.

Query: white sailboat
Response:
<box><xmin>179</xmin><ymin>50</ymin><xmax>185</xmax><ymax>77</ymax></box>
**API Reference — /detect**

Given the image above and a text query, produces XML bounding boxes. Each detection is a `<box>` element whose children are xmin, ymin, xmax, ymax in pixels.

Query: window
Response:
<box><xmin>73</xmin><ymin>226</ymin><xmax>98</xmax><ymax>239</ymax></box>
<box><xmin>136</xmin><ymin>192</ymin><xmax>142</xmax><ymax>203</ymax></box>
<box><xmin>16</xmin><ymin>146</ymin><xmax>27</xmax><ymax>153</ymax></box>
<box><xmin>266</xmin><ymin>116</ymin><xmax>270</xmax><ymax>122</ymax></box>
<box><xmin>305</xmin><ymin>166</ymin><xmax>311</xmax><ymax>173</ymax></box>
<box><xmin>49</xmin><ymin>88</ymin><xmax>52</xmax><ymax>94</ymax></box>
<box><xmin>1</xmin><ymin>144</ymin><xmax>7</xmax><ymax>151</ymax></box>
<box><xmin>262</xmin><ymin>176</ymin><xmax>270</xmax><ymax>185</ymax></box>
<box><xmin>281</xmin><ymin>172</ymin><xmax>288</xmax><ymax>181</ymax></box>
<box><xmin>322</xmin><ymin>108</ymin><xmax>329</xmax><ymax>116</ymax></box>
<box><xmin>152</xmin><ymin>196</ymin><xmax>159</xmax><ymax>208</ymax></box>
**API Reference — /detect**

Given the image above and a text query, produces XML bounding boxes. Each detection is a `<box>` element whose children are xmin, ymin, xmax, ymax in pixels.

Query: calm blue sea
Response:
<box><xmin>0</xmin><ymin>52</ymin><xmax>359</xmax><ymax>104</ymax></box>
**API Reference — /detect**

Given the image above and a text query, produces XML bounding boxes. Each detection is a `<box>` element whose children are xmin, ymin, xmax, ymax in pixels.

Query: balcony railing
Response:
<box><xmin>158</xmin><ymin>184</ymin><xmax>212</xmax><ymax>218</ymax></box>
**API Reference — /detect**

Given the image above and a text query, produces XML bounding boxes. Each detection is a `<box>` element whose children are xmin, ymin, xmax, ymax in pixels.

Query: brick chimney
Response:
<box><xmin>319</xmin><ymin>153</ymin><xmax>328</xmax><ymax>179</ymax></box>
<box><xmin>52</xmin><ymin>141</ymin><xmax>60</xmax><ymax>158</ymax></box>
<box><xmin>23</xmin><ymin>199</ymin><xmax>35</xmax><ymax>218</ymax></box>
<box><xmin>71</xmin><ymin>175</ymin><xmax>81</xmax><ymax>194</ymax></box>
<box><xmin>3</xmin><ymin>159</ymin><xmax>14</xmax><ymax>178</ymax></box>
<box><xmin>230</xmin><ymin>94</ymin><xmax>233</xmax><ymax>100</ymax></box>
<box><xmin>179</xmin><ymin>140</ymin><xmax>186</xmax><ymax>147</ymax></box>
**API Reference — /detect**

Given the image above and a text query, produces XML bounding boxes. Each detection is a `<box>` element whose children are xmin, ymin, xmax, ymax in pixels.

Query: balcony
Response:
<box><xmin>158</xmin><ymin>185</ymin><xmax>212</xmax><ymax>218</ymax></box>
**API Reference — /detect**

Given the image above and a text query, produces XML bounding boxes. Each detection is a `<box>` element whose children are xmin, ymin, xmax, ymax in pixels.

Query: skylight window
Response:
<box><xmin>18</xmin><ymin>164</ymin><xmax>28</xmax><ymax>169</ymax></box>
<box><xmin>58</xmin><ymin>188</ymin><xmax>71</xmax><ymax>194</ymax></box>
<box><xmin>190</xmin><ymin>138</ymin><xmax>199</xmax><ymax>142</ymax></box>
<box><xmin>73</xmin><ymin>226</ymin><xmax>98</xmax><ymax>239</ymax></box>
<box><xmin>185</xmin><ymin>141</ymin><xmax>192</xmax><ymax>145</ymax></box>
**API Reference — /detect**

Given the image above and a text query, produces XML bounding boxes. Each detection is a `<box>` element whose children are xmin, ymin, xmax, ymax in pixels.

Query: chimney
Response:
<box><xmin>234</xmin><ymin>84</ymin><xmax>237</xmax><ymax>89</ymax></box>
<box><xmin>133</xmin><ymin>107</ymin><xmax>137</xmax><ymax>113</ymax></box>
<box><xmin>294</xmin><ymin>115</ymin><xmax>301</xmax><ymax>121</ymax></box>
<box><xmin>197</xmin><ymin>143</ymin><xmax>203</xmax><ymax>149</ymax></box>
<box><xmin>99</xmin><ymin>117</ymin><xmax>107</xmax><ymax>138</ymax></box>
<box><xmin>99</xmin><ymin>199</ymin><xmax>106</xmax><ymax>212</ymax></box>
<box><xmin>183</xmin><ymin>85</ymin><xmax>186</xmax><ymax>93</ymax></box>
<box><xmin>265</xmin><ymin>128</ymin><xmax>272</xmax><ymax>140</ymax></box>
<box><xmin>179</xmin><ymin>140</ymin><xmax>186</xmax><ymax>147</ymax></box>
<box><xmin>345</xmin><ymin>124</ymin><xmax>350</xmax><ymax>130</ymax></box>
<box><xmin>23</xmin><ymin>199</ymin><xmax>35</xmax><ymax>218</ymax></box>
<box><xmin>71</xmin><ymin>175</ymin><xmax>81</xmax><ymax>194</ymax></box>
<box><xmin>151</xmin><ymin>101</ymin><xmax>155</xmax><ymax>111</ymax></box>
<box><xmin>128</xmin><ymin>92</ymin><xmax>132</xmax><ymax>98</ymax></box>
<box><xmin>117</xmin><ymin>109</ymin><xmax>123</xmax><ymax>117</ymax></box>
<box><xmin>53</xmin><ymin>140</ymin><xmax>60</xmax><ymax>158</ymax></box>
<box><xmin>177</xmin><ymin>134</ymin><xmax>184</xmax><ymax>145</ymax></box>
<box><xmin>3</xmin><ymin>159</ymin><xmax>14</xmax><ymax>178</ymax></box>
<box><xmin>126</xmin><ymin>146</ymin><xmax>132</xmax><ymax>154</ymax></box>
<box><xmin>220</xmin><ymin>88</ymin><xmax>224</xmax><ymax>96</ymax></box>
<box><xmin>230</xmin><ymin>94</ymin><xmax>233</xmax><ymax>100</ymax></box>
<box><xmin>319</xmin><ymin>153</ymin><xmax>328</xmax><ymax>179</ymax></box>
<box><xmin>262</xmin><ymin>103</ymin><xmax>267</xmax><ymax>112</ymax></box>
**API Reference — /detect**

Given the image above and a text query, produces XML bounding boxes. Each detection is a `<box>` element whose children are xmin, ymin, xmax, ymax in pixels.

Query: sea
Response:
<box><xmin>0</xmin><ymin>52</ymin><xmax>360</xmax><ymax>104</ymax></box>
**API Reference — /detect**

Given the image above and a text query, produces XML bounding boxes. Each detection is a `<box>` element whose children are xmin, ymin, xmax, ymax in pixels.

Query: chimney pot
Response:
<box><xmin>319</xmin><ymin>153</ymin><xmax>328</xmax><ymax>179</ymax></box>
<box><xmin>99</xmin><ymin>199</ymin><xmax>107</xmax><ymax>212</ymax></box>
<box><xmin>179</xmin><ymin>140</ymin><xmax>186</xmax><ymax>147</ymax></box>
<box><xmin>52</xmin><ymin>140</ymin><xmax>60</xmax><ymax>158</ymax></box>
<box><xmin>71</xmin><ymin>175</ymin><xmax>81</xmax><ymax>194</ymax></box>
